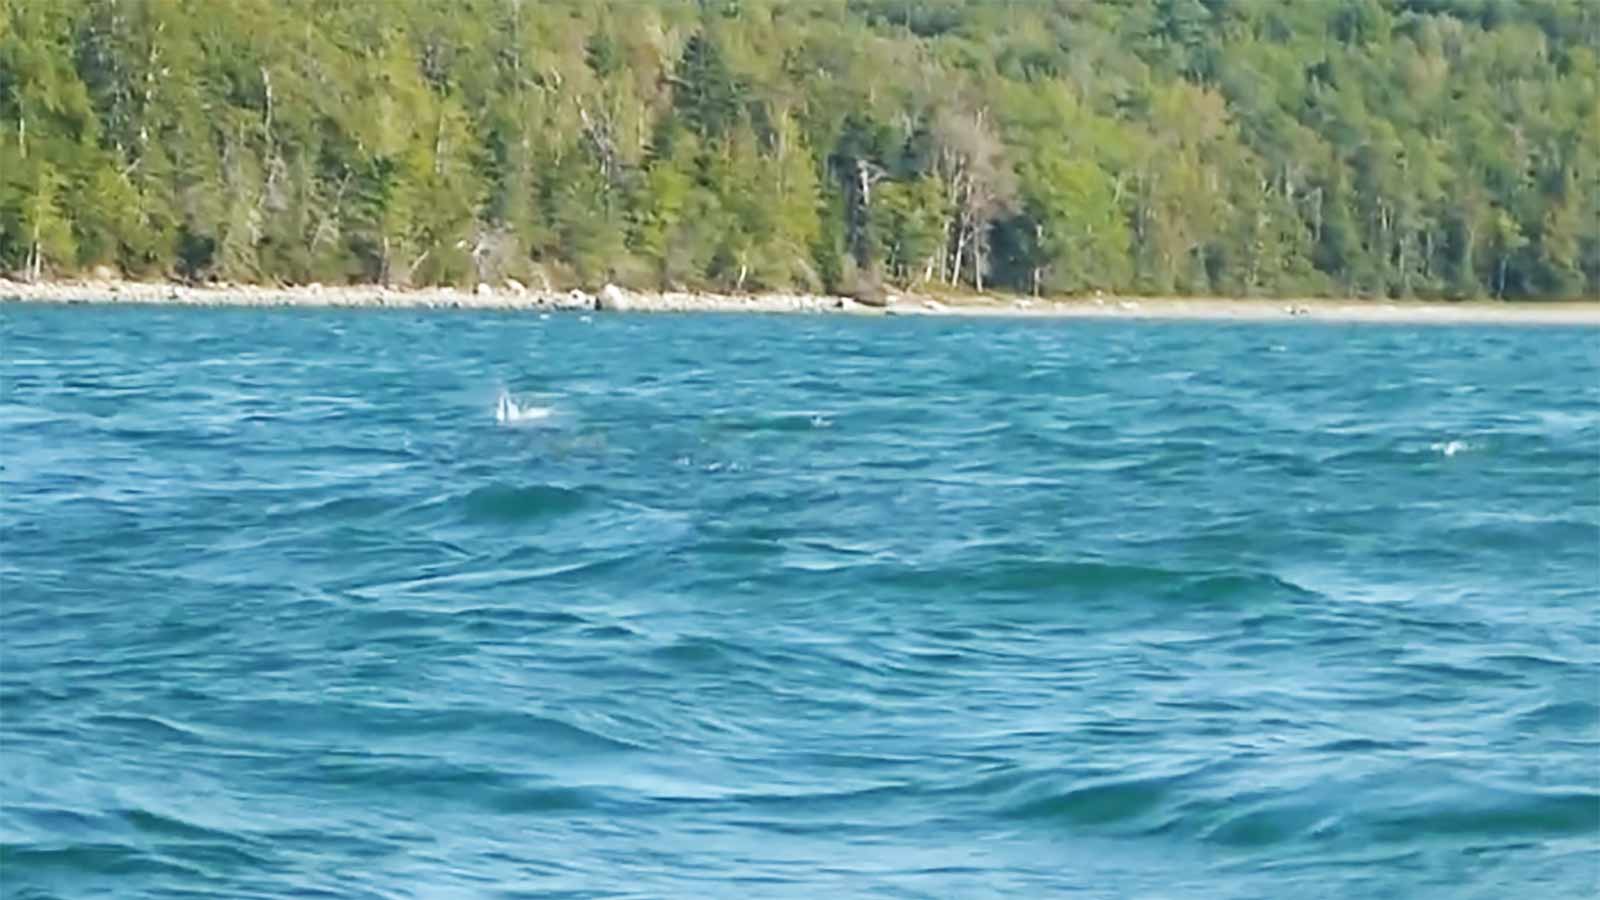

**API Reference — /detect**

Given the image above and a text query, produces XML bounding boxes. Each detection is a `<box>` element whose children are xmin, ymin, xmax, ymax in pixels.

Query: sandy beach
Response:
<box><xmin>3</xmin><ymin>278</ymin><xmax>1597</xmax><ymax>326</ymax></box>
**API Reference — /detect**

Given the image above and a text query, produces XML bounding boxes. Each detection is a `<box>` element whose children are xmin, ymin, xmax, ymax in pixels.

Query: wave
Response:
<box><xmin>1006</xmin><ymin>773</ymin><xmax>1185</xmax><ymax>827</ymax></box>
<box><xmin>1318</xmin><ymin>437</ymin><xmax>1494</xmax><ymax>467</ymax></box>
<box><xmin>495</xmin><ymin>390</ymin><xmax>552</xmax><ymax>425</ymax></box>
<box><xmin>350</xmin><ymin>556</ymin><xmax>638</xmax><ymax>598</ymax></box>
<box><xmin>460</xmin><ymin>483</ymin><xmax>592</xmax><ymax>522</ymax></box>
<box><xmin>82</xmin><ymin>713</ymin><xmax>208</xmax><ymax>744</ymax></box>
<box><xmin>712</xmin><ymin>410</ymin><xmax>835</xmax><ymax>433</ymax></box>
<box><xmin>867</xmin><ymin>558</ymin><xmax>1319</xmax><ymax>608</ymax></box>
<box><xmin>120</xmin><ymin>807</ymin><xmax>259</xmax><ymax>847</ymax></box>
<box><xmin>192</xmin><ymin>699</ymin><xmax>644</xmax><ymax>757</ymax></box>
<box><xmin>986</xmin><ymin>768</ymin><xmax>1600</xmax><ymax>856</ymax></box>
<box><xmin>1513</xmin><ymin>700</ymin><xmax>1600</xmax><ymax>733</ymax></box>
<box><xmin>1370</xmin><ymin>789</ymin><xmax>1600</xmax><ymax>840</ymax></box>
<box><xmin>0</xmin><ymin>843</ymin><xmax>206</xmax><ymax>880</ymax></box>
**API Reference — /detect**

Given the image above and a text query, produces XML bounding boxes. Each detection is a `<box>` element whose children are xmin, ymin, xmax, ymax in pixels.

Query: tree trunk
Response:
<box><xmin>1033</xmin><ymin>222</ymin><xmax>1045</xmax><ymax>296</ymax></box>
<box><xmin>950</xmin><ymin>211</ymin><xmax>969</xmax><ymax>286</ymax></box>
<box><xmin>411</xmin><ymin>247</ymin><xmax>432</xmax><ymax>285</ymax></box>
<box><xmin>849</xmin><ymin>159</ymin><xmax>880</xmax><ymax>267</ymax></box>
<box><xmin>1463</xmin><ymin>224</ymin><xmax>1477</xmax><ymax>288</ymax></box>
<box><xmin>434</xmin><ymin>114</ymin><xmax>446</xmax><ymax>176</ymax></box>
<box><xmin>28</xmin><ymin>215</ymin><xmax>41</xmax><ymax>283</ymax></box>
<box><xmin>1398</xmin><ymin>231</ymin><xmax>1411</xmax><ymax>296</ymax></box>
<box><xmin>974</xmin><ymin>229</ymin><xmax>984</xmax><ymax>293</ymax></box>
<box><xmin>936</xmin><ymin>215</ymin><xmax>951</xmax><ymax>282</ymax></box>
<box><xmin>310</xmin><ymin>170</ymin><xmax>352</xmax><ymax>255</ymax></box>
<box><xmin>940</xmin><ymin>162</ymin><xmax>965</xmax><ymax>283</ymax></box>
<box><xmin>262</xmin><ymin>67</ymin><xmax>274</xmax><ymax>137</ymax></box>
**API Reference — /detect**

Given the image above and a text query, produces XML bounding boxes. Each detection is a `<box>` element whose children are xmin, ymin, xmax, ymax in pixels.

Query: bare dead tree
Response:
<box><xmin>933</xmin><ymin>106</ymin><xmax>1014</xmax><ymax>291</ymax></box>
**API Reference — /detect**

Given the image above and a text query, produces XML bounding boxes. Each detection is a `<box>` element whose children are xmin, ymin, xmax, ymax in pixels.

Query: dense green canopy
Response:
<box><xmin>2</xmin><ymin>0</ymin><xmax>1595</xmax><ymax>299</ymax></box>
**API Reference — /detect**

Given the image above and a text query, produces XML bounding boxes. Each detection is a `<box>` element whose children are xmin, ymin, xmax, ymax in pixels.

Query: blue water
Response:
<box><xmin>2</xmin><ymin>304</ymin><xmax>1597</xmax><ymax>898</ymax></box>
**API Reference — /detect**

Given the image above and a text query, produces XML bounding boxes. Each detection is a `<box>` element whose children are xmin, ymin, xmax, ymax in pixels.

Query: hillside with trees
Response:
<box><xmin>2</xmin><ymin>0</ymin><xmax>1596</xmax><ymax>300</ymax></box>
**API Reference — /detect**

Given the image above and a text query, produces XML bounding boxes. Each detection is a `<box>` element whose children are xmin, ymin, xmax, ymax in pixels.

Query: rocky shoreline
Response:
<box><xmin>3</xmin><ymin>278</ymin><xmax>1597</xmax><ymax>325</ymax></box>
<box><xmin>0</xmin><ymin>278</ymin><xmax>876</xmax><ymax>315</ymax></box>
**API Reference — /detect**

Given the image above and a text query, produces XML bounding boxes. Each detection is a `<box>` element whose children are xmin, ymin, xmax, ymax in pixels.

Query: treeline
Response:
<box><xmin>2</xmin><ymin>0</ymin><xmax>1596</xmax><ymax>299</ymax></box>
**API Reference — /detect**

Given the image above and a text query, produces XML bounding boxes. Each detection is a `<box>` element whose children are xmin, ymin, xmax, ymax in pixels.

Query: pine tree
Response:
<box><xmin>0</xmin><ymin>0</ymin><xmax>1591</xmax><ymax>300</ymax></box>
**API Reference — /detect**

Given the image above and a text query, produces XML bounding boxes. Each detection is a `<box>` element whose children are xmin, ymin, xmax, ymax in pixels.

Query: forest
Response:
<box><xmin>1</xmin><ymin>0</ymin><xmax>1596</xmax><ymax>300</ymax></box>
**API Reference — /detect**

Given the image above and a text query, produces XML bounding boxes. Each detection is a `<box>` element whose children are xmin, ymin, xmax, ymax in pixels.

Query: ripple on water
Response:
<box><xmin>2</xmin><ymin>306</ymin><xmax>1597</xmax><ymax>897</ymax></box>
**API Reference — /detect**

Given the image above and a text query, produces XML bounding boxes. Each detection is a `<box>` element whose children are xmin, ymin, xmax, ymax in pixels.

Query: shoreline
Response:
<box><xmin>3</xmin><ymin>278</ymin><xmax>1597</xmax><ymax>326</ymax></box>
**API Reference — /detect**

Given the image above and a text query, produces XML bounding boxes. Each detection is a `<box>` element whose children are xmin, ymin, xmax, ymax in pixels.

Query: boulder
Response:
<box><xmin>849</xmin><ymin>281</ymin><xmax>890</xmax><ymax>307</ymax></box>
<box><xmin>555</xmin><ymin>289</ymin><xmax>595</xmax><ymax>311</ymax></box>
<box><xmin>504</xmin><ymin>278</ymin><xmax>527</xmax><ymax>295</ymax></box>
<box><xmin>597</xmin><ymin>283</ymin><xmax>630</xmax><ymax>312</ymax></box>
<box><xmin>476</xmin><ymin>283</ymin><xmax>494</xmax><ymax>297</ymax></box>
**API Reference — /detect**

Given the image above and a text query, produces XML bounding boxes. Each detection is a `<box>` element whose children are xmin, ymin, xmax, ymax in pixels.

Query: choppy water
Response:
<box><xmin>2</xmin><ymin>304</ymin><xmax>1597</xmax><ymax>898</ymax></box>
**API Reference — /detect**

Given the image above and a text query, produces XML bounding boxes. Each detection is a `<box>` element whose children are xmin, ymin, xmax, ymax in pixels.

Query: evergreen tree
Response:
<box><xmin>0</xmin><ymin>0</ymin><xmax>1592</xmax><ymax>299</ymax></box>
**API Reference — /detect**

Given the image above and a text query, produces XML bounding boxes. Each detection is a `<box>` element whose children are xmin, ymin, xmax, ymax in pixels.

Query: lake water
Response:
<box><xmin>2</xmin><ymin>304</ymin><xmax>1596</xmax><ymax>898</ymax></box>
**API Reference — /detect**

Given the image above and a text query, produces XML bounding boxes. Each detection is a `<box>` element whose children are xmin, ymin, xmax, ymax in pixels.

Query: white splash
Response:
<box><xmin>1430</xmin><ymin>439</ymin><xmax>1471</xmax><ymax>457</ymax></box>
<box><xmin>496</xmin><ymin>390</ymin><xmax>552</xmax><ymax>425</ymax></box>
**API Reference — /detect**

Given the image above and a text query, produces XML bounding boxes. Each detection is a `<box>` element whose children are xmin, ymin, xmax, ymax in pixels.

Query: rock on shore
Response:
<box><xmin>0</xmin><ymin>278</ymin><xmax>877</xmax><ymax>316</ymax></box>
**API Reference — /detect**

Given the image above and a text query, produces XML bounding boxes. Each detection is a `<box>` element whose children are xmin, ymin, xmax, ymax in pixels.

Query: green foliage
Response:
<box><xmin>874</xmin><ymin>178</ymin><xmax>940</xmax><ymax>283</ymax></box>
<box><xmin>1019</xmin><ymin>153</ymin><xmax>1130</xmax><ymax>295</ymax></box>
<box><xmin>0</xmin><ymin>0</ymin><xmax>1594</xmax><ymax>299</ymax></box>
<box><xmin>672</xmin><ymin>31</ymin><xmax>743</xmax><ymax>143</ymax></box>
<box><xmin>16</xmin><ymin>161</ymin><xmax>77</xmax><ymax>279</ymax></box>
